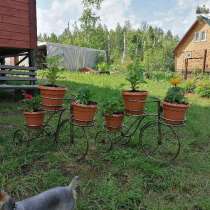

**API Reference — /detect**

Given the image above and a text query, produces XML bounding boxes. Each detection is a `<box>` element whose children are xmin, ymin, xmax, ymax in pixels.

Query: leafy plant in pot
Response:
<box><xmin>122</xmin><ymin>60</ymin><xmax>148</xmax><ymax>115</ymax></box>
<box><xmin>39</xmin><ymin>56</ymin><xmax>66</xmax><ymax>111</ymax></box>
<box><xmin>163</xmin><ymin>78</ymin><xmax>189</xmax><ymax>125</ymax></box>
<box><xmin>102</xmin><ymin>97</ymin><xmax>124</xmax><ymax>132</ymax></box>
<box><xmin>21</xmin><ymin>95</ymin><xmax>45</xmax><ymax>128</ymax></box>
<box><xmin>72</xmin><ymin>88</ymin><xmax>97</xmax><ymax>125</ymax></box>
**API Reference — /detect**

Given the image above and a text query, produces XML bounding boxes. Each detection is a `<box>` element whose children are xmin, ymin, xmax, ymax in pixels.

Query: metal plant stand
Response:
<box><xmin>13</xmin><ymin>96</ymin><xmax>185</xmax><ymax>163</ymax></box>
<box><xmin>95</xmin><ymin>97</ymin><xmax>185</xmax><ymax>163</ymax></box>
<box><xmin>57</xmin><ymin>108</ymin><xmax>96</xmax><ymax>161</ymax></box>
<box><xmin>13</xmin><ymin>108</ymin><xmax>66</xmax><ymax>145</ymax></box>
<box><xmin>121</xmin><ymin>97</ymin><xmax>183</xmax><ymax>163</ymax></box>
<box><xmin>95</xmin><ymin>126</ymin><xmax>122</xmax><ymax>152</ymax></box>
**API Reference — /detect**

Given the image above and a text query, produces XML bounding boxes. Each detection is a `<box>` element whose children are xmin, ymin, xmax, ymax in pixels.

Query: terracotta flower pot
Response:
<box><xmin>162</xmin><ymin>101</ymin><xmax>189</xmax><ymax>125</ymax></box>
<box><xmin>104</xmin><ymin>113</ymin><xmax>124</xmax><ymax>132</ymax></box>
<box><xmin>122</xmin><ymin>91</ymin><xmax>148</xmax><ymax>115</ymax></box>
<box><xmin>39</xmin><ymin>85</ymin><xmax>66</xmax><ymax>111</ymax></box>
<box><xmin>24</xmin><ymin>111</ymin><xmax>45</xmax><ymax>128</ymax></box>
<box><xmin>71</xmin><ymin>102</ymin><xmax>97</xmax><ymax>125</ymax></box>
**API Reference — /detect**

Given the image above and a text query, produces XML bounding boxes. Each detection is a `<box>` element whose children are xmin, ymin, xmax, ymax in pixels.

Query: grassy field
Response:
<box><xmin>1</xmin><ymin>72</ymin><xmax>210</xmax><ymax>210</ymax></box>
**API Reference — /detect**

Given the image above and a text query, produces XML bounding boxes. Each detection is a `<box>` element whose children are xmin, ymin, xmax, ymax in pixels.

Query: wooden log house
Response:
<box><xmin>174</xmin><ymin>15</ymin><xmax>210</xmax><ymax>79</ymax></box>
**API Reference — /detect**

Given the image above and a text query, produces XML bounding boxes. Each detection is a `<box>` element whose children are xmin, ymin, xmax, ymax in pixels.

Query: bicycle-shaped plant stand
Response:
<box><xmin>13</xmin><ymin>96</ymin><xmax>185</xmax><ymax>163</ymax></box>
<box><xmin>13</xmin><ymin>108</ymin><xmax>66</xmax><ymax>145</ymax></box>
<box><xmin>56</xmin><ymin>104</ymin><xmax>97</xmax><ymax>161</ymax></box>
<box><xmin>95</xmin><ymin>97</ymin><xmax>185</xmax><ymax>163</ymax></box>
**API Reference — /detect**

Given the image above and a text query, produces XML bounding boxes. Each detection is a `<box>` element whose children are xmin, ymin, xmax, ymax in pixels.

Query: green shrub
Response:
<box><xmin>165</xmin><ymin>78</ymin><xmax>188</xmax><ymax>104</ymax></box>
<box><xmin>102</xmin><ymin>97</ymin><xmax>124</xmax><ymax>115</ymax></box>
<box><xmin>126</xmin><ymin>60</ymin><xmax>146</xmax><ymax>91</ymax></box>
<box><xmin>146</xmin><ymin>71</ymin><xmax>174</xmax><ymax>81</ymax></box>
<box><xmin>75</xmin><ymin>87</ymin><xmax>93</xmax><ymax>105</ymax></box>
<box><xmin>21</xmin><ymin>95</ymin><xmax>42</xmax><ymax>112</ymax></box>
<box><xmin>195</xmin><ymin>80</ymin><xmax>210</xmax><ymax>97</ymax></box>
<box><xmin>182</xmin><ymin>79</ymin><xmax>196</xmax><ymax>93</ymax></box>
<box><xmin>43</xmin><ymin>56</ymin><xmax>64</xmax><ymax>86</ymax></box>
<box><xmin>165</xmin><ymin>86</ymin><xmax>187</xmax><ymax>104</ymax></box>
<box><xmin>97</xmin><ymin>62</ymin><xmax>110</xmax><ymax>73</ymax></box>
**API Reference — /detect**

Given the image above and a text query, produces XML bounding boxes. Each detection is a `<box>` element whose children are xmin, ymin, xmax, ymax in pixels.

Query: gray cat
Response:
<box><xmin>0</xmin><ymin>176</ymin><xmax>79</xmax><ymax>210</ymax></box>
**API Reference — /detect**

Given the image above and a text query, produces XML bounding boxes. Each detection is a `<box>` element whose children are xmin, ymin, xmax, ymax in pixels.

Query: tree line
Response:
<box><xmin>38</xmin><ymin>0</ymin><xmax>179</xmax><ymax>72</ymax></box>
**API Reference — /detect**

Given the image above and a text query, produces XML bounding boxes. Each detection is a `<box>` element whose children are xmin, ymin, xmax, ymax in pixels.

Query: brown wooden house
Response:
<box><xmin>174</xmin><ymin>15</ymin><xmax>210</xmax><ymax>78</ymax></box>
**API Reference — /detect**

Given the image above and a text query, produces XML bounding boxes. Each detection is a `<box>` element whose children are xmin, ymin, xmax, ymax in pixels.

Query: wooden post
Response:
<box><xmin>0</xmin><ymin>57</ymin><xmax>5</xmax><ymax>65</ymax></box>
<box><xmin>203</xmin><ymin>49</ymin><xmax>207</xmax><ymax>74</ymax></box>
<box><xmin>28</xmin><ymin>49</ymin><xmax>36</xmax><ymax>85</ymax></box>
<box><xmin>184</xmin><ymin>58</ymin><xmax>188</xmax><ymax>80</ymax></box>
<box><xmin>28</xmin><ymin>49</ymin><xmax>36</xmax><ymax>67</ymax></box>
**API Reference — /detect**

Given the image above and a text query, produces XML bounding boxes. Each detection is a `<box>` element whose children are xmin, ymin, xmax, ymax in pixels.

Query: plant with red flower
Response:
<box><xmin>23</xmin><ymin>93</ymin><xmax>33</xmax><ymax>100</ymax></box>
<box><xmin>21</xmin><ymin>95</ymin><xmax>42</xmax><ymax>112</ymax></box>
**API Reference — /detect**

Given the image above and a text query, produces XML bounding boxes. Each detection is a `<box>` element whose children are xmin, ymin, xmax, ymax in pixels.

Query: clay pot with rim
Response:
<box><xmin>122</xmin><ymin>91</ymin><xmax>148</xmax><ymax>115</ymax></box>
<box><xmin>71</xmin><ymin>101</ymin><xmax>97</xmax><ymax>125</ymax></box>
<box><xmin>104</xmin><ymin>112</ymin><xmax>124</xmax><ymax>132</ymax></box>
<box><xmin>39</xmin><ymin>85</ymin><xmax>66</xmax><ymax>111</ymax></box>
<box><xmin>24</xmin><ymin>111</ymin><xmax>45</xmax><ymax>128</ymax></box>
<box><xmin>162</xmin><ymin>101</ymin><xmax>189</xmax><ymax>125</ymax></box>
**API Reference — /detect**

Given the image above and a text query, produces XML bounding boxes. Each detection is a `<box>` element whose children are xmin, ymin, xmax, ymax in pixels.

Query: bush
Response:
<box><xmin>182</xmin><ymin>79</ymin><xmax>196</xmax><ymax>93</ymax></box>
<box><xmin>195</xmin><ymin>80</ymin><xmax>210</xmax><ymax>97</ymax></box>
<box><xmin>97</xmin><ymin>62</ymin><xmax>110</xmax><ymax>73</ymax></box>
<box><xmin>102</xmin><ymin>97</ymin><xmax>124</xmax><ymax>115</ymax></box>
<box><xmin>43</xmin><ymin>56</ymin><xmax>64</xmax><ymax>86</ymax></box>
<box><xmin>75</xmin><ymin>87</ymin><xmax>92</xmax><ymax>105</ymax></box>
<box><xmin>145</xmin><ymin>71</ymin><xmax>174</xmax><ymax>81</ymax></box>
<box><xmin>126</xmin><ymin>61</ymin><xmax>146</xmax><ymax>91</ymax></box>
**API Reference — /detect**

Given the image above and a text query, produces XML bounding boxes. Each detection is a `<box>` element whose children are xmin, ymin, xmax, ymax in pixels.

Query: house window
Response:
<box><xmin>185</xmin><ymin>51</ymin><xmax>192</xmax><ymax>59</ymax></box>
<box><xmin>194</xmin><ymin>32</ymin><xmax>200</xmax><ymax>41</ymax></box>
<box><xmin>194</xmin><ymin>31</ymin><xmax>207</xmax><ymax>42</ymax></box>
<box><xmin>201</xmin><ymin>31</ymin><xmax>207</xmax><ymax>41</ymax></box>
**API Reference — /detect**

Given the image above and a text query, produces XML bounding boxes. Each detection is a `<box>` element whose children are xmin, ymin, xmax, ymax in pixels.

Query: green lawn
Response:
<box><xmin>1</xmin><ymin>72</ymin><xmax>210</xmax><ymax>210</ymax></box>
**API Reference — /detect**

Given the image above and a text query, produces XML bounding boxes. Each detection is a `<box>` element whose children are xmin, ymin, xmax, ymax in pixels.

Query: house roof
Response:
<box><xmin>174</xmin><ymin>15</ymin><xmax>210</xmax><ymax>53</ymax></box>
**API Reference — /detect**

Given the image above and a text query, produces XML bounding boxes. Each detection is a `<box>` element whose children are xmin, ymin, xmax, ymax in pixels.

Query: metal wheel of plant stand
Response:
<box><xmin>57</xmin><ymin>105</ymin><xmax>96</xmax><ymax>161</ymax></box>
<box><xmin>119</xmin><ymin>97</ymin><xmax>185</xmax><ymax>163</ymax></box>
<box><xmin>13</xmin><ymin>97</ymin><xmax>66</xmax><ymax>145</ymax></box>
<box><xmin>95</xmin><ymin>125</ymin><xmax>123</xmax><ymax>152</ymax></box>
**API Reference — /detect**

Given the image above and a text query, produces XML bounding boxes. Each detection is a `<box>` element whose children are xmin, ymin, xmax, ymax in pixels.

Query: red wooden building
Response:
<box><xmin>0</xmin><ymin>0</ymin><xmax>37</xmax><ymax>64</ymax></box>
<box><xmin>0</xmin><ymin>0</ymin><xmax>38</xmax><ymax>89</ymax></box>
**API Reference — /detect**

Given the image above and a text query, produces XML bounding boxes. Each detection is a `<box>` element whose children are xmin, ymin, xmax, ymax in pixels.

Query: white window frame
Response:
<box><xmin>193</xmin><ymin>31</ymin><xmax>207</xmax><ymax>42</ymax></box>
<box><xmin>185</xmin><ymin>51</ymin><xmax>192</xmax><ymax>59</ymax></box>
<box><xmin>194</xmin><ymin>32</ymin><xmax>200</xmax><ymax>42</ymax></box>
<box><xmin>201</xmin><ymin>31</ymin><xmax>207</xmax><ymax>42</ymax></box>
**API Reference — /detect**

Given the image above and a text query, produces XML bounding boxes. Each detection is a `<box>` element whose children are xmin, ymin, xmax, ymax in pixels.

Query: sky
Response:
<box><xmin>36</xmin><ymin>0</ymin><xmax>210</xmax><ymax>38</ymax></box>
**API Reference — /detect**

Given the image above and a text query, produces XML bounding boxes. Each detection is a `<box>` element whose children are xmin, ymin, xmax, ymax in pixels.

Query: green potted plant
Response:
<box><xmin>21</xmin><ymin>94</ymin><xmax>45</xmax><ymax>128</ymax></box>
<box><xmin>39</xmin><ymin>56</ymin><xmax>66</xmax><ymax>111</ymax></box>
<box><xmin>122</xmin><ymin>60</ymin><xmax>148</xmax><ymax>115</ymax></box>
<box><xmin>163</xmin><ymin>78</ymin><xmax>189</xmax><ymax>125</ymax></box>
<box><xmin>97</xmin><ymin>62</ymin><xmax>110</xmax><ymax>75</ymax></box>
<box><xmin>72</xmin><ymin>87</ymin><xmax>97</xmax><ymax>125</ymax></box>
<box><xmin>102</xmin><ymin>97</ymin><xmax>124</xmax><ymax>131</ymax></box>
